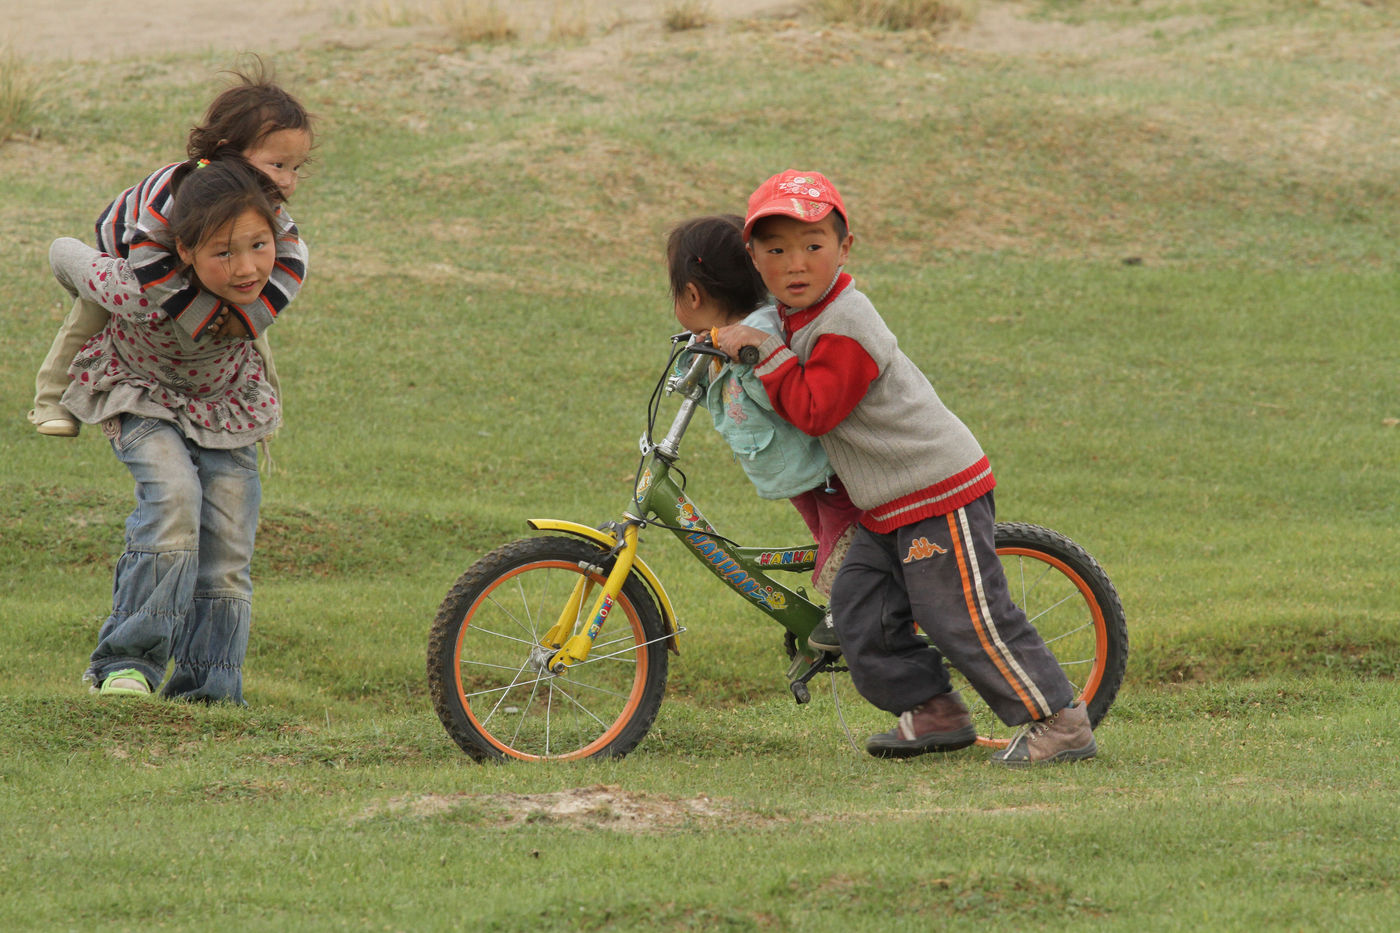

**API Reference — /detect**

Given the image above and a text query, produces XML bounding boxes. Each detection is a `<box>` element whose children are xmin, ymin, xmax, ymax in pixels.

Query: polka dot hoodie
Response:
<box><xmin>50</xmin><ymin>237</ymin><xmax>280</xmax><ymax>449</ymax></box>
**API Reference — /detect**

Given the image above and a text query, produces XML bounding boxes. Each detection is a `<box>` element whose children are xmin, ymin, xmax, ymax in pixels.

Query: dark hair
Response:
<box><xmin>186</xmin><ymin>55</ymin><xmax>315</xmax><ymax>162</ymax></box>
<box><xmin>168</xmin><ymin>153</ymin><xmax>282</xmax><ymax>274</ymax></box>
<box><xmin>830</xmin><ymin>210</ymin><xmax>849</xmax><ymax>242</ymax></box>
<box><xmin>666</xmin><ymin>215</ymin><xmax>768</xmax><ymax>319</ymax></box>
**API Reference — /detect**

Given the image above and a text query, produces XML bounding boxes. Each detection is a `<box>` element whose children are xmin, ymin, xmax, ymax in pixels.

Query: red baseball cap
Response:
<box><xmin>743</xmin><ymin>170</ymin><xmax>847</xmax><ymax>242</ymax></box>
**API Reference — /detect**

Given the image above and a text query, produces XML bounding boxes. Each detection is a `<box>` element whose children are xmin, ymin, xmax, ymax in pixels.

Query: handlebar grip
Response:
<box><xmin>737</xmin><ymin>345</ymin><xmax>760</xmax><ymax>365</ymax></box>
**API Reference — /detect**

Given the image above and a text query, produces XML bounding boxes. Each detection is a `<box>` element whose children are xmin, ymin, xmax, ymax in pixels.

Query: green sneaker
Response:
<box><xmin>806</xmin><ymin>612</ymin><xmax>841</xmax><ymax>655</ymax></box>
<box><xmin>98</xmin><ymin>669</ymin><xmax>151</xmax><ymax>697</ymax></box>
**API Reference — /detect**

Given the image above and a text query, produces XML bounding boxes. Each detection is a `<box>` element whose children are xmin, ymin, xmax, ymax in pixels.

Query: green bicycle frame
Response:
<box><xmin>630</xmin><ymin>346</ymin><xmax>825</xmax><ymax>644</ymax></box>
<box><xmin>537</xmin><ymin>344</ymin><xmax>825</xmax><ymax>674</ymax></box>
<box><xmin>631</xmin><ymin>455</ymin><xmax>825</xmax><ymax>641</ymax></box>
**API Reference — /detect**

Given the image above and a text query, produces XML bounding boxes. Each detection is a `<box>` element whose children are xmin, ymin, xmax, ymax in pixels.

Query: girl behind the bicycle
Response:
<box><xmin>51</xmin><ymin>155</ymin><xmax>305</xmax><ymax>702</ymax></box>
<box><xmin>666</xmin><ymin>215</ymin><xmax>862</xmax><ymax>610</ymax></box>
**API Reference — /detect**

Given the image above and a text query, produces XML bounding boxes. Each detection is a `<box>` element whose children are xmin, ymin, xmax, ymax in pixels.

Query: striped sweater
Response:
<box><xmin>95</xmin><ymin>162</ymin><xmax>306</xmax><ymax>341</ymax></box>
<box><xmin>751</xmin><ymin>273</ymin><xmax>995</xmax><ymax>533</ymax></box>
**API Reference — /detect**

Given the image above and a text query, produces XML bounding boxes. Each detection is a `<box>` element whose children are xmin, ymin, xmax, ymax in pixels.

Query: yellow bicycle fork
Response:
<box><xmin>541</xmin><ymin>522</ymin><xmax>640</xmax><ymax>673</ymax></box>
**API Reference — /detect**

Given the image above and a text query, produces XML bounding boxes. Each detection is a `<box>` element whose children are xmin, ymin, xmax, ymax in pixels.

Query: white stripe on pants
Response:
<box><xmin>829</xmin><ymin>492</ymin><xmax>1072</xmax><ymax>724</ymax></box>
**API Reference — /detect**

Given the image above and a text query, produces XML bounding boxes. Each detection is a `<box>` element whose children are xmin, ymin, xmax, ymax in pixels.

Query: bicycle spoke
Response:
<box><xmin>429</xmin><ymin>538</ymin><xmax>670</xmax><ymax>760</ymax></box>
<box><xmin>545</xmin><ymin>680</ymin><xmax>611</xmax><ymax>728</ymax></box>
<box><xmin>1024</xmin><ymin>591</ymin><xmax>1080</xmax><ymax>627</ymax></box>
<box><xmin>552</xmin><ymin>674</ymin><xmax>633</xmax><ymax>702</ymax></box>
<box><xmin>1041</xmin><ymin>620</ymin><xmax>1093</xmax><ymax>646</ymax></box>
<box><xmin>462</xmin><ymin>623</ymin><xmax>541</xmax><ymax>650</ymax></box>
<box><xmin>590</xmin><ymin>631</ymin><xmax>643</xmax><ymax>655</ymax></box>
<box><xmin>486</xmin><ymin>585</ymin><xmax>541</xmax><ymax>642</ymax></box>
<box><xmin>462</xmin><ymin>671</ymin><xmax>551</xmax><ymax>700</ymax></box>
<box><xmin>570</xmin><ymin>630</ymin><xmax>674</xmax><ymax>666</ymax></box>
<box><xmin>1011</xmin><ymin>559</ymin><xmax>1055</xmax><ymax>604</ymax></box>
<box><xmin>479</xmin><ymin>658</ymin><xmax>540</xmax><ymax>725</ymax></box>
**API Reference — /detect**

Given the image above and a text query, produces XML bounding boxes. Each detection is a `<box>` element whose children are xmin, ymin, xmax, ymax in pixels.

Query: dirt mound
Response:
<box><xmin>358</xmin><ymin>783</ymin><xmax>764</xmax><ymax>832</ymax></box>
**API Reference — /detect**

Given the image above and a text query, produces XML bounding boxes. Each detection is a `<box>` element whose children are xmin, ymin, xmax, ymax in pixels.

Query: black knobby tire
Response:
<box><xmin>427</xmin><ymin>536</ymin><xmax>669</xmax><ymax>761</ymax></box>
<box><xmin>964</xmin><ymin>521</ymin><xmax>1127</xmax><ymax>744</ymax></box>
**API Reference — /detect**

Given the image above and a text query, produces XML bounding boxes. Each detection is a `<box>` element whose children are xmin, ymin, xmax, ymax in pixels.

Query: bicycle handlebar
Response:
<box><xmin>654</xmin><ymin>332</ymin><xmax>763</xmax><ymax>461</ymax></box>
<box><xmin>670</xmin><ymin>330</ymin><xmax>760</xmax><ymax>366</ymax></box>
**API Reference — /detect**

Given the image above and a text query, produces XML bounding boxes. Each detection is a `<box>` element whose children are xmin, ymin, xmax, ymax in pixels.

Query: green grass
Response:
<box><xmin>2</xmin><ymin>0</ymin><xmax>1399</xmax><ymax>928</ymax></box>
<box><xmin>3</xmin><ymin>678</ymin><xmax>1398</xmax><ymax>929</ymax></box>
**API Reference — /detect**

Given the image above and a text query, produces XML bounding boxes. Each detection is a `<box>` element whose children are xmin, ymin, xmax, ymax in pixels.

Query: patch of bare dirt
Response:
<box><xmin>355</xmin><ymin>783</ymin><xmax>767</xmax><ymax>832</ymax></box>
<box><xmin>353</xmin><ymin>783</ymin><xmax>1063</xmax><ymax>833</ymax></box>
<box><xmin>7</xmin><ymin>0</ymin><xmax>1138</xmax><ymax>64</ymax></box>
<box><xmin>7</xmin><ymin>0</ymin><xmax>799</xmax><ymax>62</ymax></box>
<box><xmin>950</xmin><ymin>2</ymin><xmax>1210</xmax><ymax>56</ymax></box>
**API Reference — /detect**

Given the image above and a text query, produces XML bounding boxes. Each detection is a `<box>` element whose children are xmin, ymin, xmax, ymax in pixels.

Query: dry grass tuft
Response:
<box><xmin>663</xmin><ymin>0</ymin><xmax>715</xmax><ymax>32</ymax></box>
<box><xmin>547</xmin><ymin>0</ymin><xmax>593</xmax><ymax>41</ymax></box>
<box><xmin>0</xmin><ymin>48</ymin><xmax>41</xmax><ymax>143</ymax></box>
<box><xmin>356</xmin><ymin>0</ymin><xmax>519</xmax><ymax>43</ymax></box>
<box><xmin>811</xmin><ymin>0</ymin><xmax>973</xmax><ymax>31</ymax></box>
<box><xmin>436</xmin><ymin>0</ymin><xmax>519</xmax><ymax>43</ymax></box>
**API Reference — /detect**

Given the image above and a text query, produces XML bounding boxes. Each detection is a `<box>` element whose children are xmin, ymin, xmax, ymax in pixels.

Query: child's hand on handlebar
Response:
<box><xmin>714</xmin><ymin>323</ymin><xmax>770</xmax><ymax>363</ymax></box>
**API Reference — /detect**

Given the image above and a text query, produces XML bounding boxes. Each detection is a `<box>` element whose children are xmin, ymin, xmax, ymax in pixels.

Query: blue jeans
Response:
<box><xmin>87</xmin><ymin>416</ymin><xmax>261</xmax><ymax>704</ymax></box>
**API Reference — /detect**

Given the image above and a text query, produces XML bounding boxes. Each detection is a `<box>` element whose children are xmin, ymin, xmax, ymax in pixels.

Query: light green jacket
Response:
<box><xmin>697</xmin><ymin>305</ymin><xmax>831</xmax><ymax>500</ymax></box>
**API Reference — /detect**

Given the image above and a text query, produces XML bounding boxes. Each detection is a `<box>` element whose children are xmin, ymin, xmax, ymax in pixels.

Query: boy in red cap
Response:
<box><xmin>715</xmin><ymin>170</ymin><xmax>1095</xmax><ymax>766</ymax></box>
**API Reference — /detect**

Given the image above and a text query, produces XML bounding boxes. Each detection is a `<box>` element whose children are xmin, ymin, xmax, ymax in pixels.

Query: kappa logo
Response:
<box><xmin>902</xmin><ymin>537</ymin><xmax>948</xmax><ymax>563</ymax></box>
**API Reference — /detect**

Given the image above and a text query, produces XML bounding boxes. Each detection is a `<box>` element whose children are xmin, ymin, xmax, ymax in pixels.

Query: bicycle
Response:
<box><xmin>427</xmin><ymin>334</ymin><xmax>1128</xmax><ymax>762</ymax></box>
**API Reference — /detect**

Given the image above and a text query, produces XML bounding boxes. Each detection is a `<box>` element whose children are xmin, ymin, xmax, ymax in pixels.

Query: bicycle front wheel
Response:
<box><xmin>951</xmin><ymin>522</ymin><xmax>1128</xmax><ymax>748</ymax></box>
<box><xmin>427</xmin><ymin>536</ymin><xmax>670</xmax><ymax>761</ymax></box>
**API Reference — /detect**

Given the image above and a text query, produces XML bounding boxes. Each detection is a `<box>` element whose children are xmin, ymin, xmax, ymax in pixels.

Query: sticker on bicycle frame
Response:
<box><xmin>758</xmin><ymin>548</ymin><xmax>816</xmax><ymax>567</ymax></box>
<box><xmin>588</xmin><ymin>595</ymin><xmax>614</xmax><ymax>638</ymax></box>
<box><xmin>635</xmin><ymin>468</ymin><xmax>653</xmax><ymax>501</ymax></box>
<box><xmin>684</xmin><ymin>531</ymin><xmax>786</xmax><ymax>610</ymax></box>
<box><xmin>675</xmin><ymin>498</ymin><xmax>712</xmax><ymax>532</ymax></box>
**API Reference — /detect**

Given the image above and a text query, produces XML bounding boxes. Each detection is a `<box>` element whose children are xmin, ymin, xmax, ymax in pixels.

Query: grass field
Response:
<box><xmin>2</xmin><ymin>0</ymin><xmax>1398</xmax><ymax>929</ymax></box>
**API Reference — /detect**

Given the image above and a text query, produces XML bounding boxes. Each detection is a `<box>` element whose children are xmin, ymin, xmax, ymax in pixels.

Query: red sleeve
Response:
<box><xmin>756</xmin><ymin>333</ymin><xmax>879</xmax><ymax>436</ymax></box>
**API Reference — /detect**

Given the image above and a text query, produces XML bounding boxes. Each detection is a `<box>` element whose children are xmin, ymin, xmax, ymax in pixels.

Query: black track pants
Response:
<box><xmin>829</xmin><ymin>493</ymin><xmax>1073</xmax><ymax>725</ymax></box>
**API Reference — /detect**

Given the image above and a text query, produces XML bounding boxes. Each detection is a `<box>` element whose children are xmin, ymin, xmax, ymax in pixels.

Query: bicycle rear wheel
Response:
<box><xmin>427</xmin><ymin>536</ymin><xmax>669</xmax><ymax>761</ymax></box>
<box><xmin>951</xmin><ymin>522</ymin><xmax>1127</xmax><ymax>748</ymax></box>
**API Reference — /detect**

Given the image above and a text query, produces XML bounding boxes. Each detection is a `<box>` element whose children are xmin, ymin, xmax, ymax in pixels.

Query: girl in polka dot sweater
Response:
<box><xmin>28</xmin><ymin>58</ymin><xmax>312</xmax><ymax>437</ymax></box>
<box><xmin>51</xmin><ymin>156</ymin><xmax>306</xmax><ymax>703</ymax></box>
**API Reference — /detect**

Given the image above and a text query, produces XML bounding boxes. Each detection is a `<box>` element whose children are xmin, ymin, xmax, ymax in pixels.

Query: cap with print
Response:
<box><xmin>742</xmin><ymin>170</ymin><xmax>847</xmax><ymax>242</ymax></box>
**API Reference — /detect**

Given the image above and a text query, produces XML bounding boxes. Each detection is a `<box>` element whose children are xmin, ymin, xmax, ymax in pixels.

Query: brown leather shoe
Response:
<box><xmin>990</xmin><ymin>702</ymin><xmax>1097</xmax><ymax>767</ymax></box>
<box><xmin>865</xmin><ymin>691</ymin><xmax>977</xmax><ymax>758</ymax></box>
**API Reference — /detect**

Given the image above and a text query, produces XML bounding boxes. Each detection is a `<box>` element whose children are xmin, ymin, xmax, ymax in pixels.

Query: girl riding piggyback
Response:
<box><xmin>29</xmin><ymin>58</ymin><xmax>312</xmax><ymax>436</ymax></box>
<box><xmin>667</xmin><ymin>215</ymin><xmax>862</xmax><ymax>606</ymax></box>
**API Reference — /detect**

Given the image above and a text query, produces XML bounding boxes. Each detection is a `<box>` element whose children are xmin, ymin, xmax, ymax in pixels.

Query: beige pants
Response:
<box><xmin>30</xmin><ymin>296</ymin><xmax>281</xmax><ymax>428</ymax></box>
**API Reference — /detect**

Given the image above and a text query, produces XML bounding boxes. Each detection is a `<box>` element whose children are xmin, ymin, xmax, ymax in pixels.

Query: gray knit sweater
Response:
<box><xmin>753</xmin><ymin>276</ymin><xmax>994</xmax><ymax>532</ymax></box>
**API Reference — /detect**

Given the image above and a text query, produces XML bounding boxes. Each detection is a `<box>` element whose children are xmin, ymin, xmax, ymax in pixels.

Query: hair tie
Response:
<box><xmin>196</xmin><ymin>158</ymin><xmax>210</xmax><ymax>169</ymax></box>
